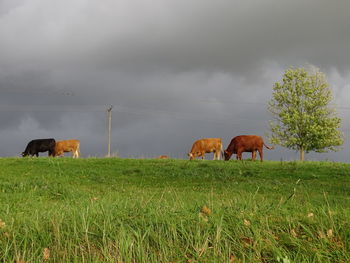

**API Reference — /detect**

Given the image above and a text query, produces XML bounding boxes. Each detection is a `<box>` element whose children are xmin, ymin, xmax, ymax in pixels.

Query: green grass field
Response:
<box><xmin>0</xmin><ymin>158</ymin><xmax>349</xmax><ymax>262</ymax></box>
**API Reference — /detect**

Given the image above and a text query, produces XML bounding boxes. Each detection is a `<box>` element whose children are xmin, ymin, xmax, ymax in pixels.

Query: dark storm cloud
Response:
<box><xmin>1</xmin><ymin>0</ymin><xmax>350</xmax><ymax>71</ymax></box>
<box><xmin>0</xmin><ymin>0</ymin><xmax>349</xmax><ymax>160</ymax></box>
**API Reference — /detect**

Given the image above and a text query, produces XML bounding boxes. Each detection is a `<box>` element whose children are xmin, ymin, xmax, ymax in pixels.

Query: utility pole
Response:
<box><xmin>107</xmin><ymin>105</ymin><xmax>113</xmax><ymax>157</ymax></box>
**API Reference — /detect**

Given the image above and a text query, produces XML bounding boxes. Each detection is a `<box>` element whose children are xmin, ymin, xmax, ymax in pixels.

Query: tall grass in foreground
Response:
<box><xmin>0</xmin><ymin>158</ymin><xmax>349</xmax><ymax>262</ymax></box>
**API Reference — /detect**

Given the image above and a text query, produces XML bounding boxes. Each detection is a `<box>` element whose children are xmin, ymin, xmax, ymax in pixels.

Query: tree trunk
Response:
<box><xmin>300</xmin><ymin>148</ymin><xmax>305</xmax><ymax>161</ymax></box>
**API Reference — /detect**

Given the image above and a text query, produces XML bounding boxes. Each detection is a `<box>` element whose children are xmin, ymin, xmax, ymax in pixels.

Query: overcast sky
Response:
<box><xmin>1</xmin><ymin>0</ymin><xmax>350</xmax><ymax>161</ymax></box>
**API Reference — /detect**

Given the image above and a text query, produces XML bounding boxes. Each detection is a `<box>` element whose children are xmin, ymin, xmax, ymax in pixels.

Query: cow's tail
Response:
<box><xmin>264</xmin><ymin>143</ymin><xmax>274</xmax><ymax>150</ymax></box>
<box><xmin>220</xmin><ymin>142</ymin><xmax>224</xmax><ymax>160</ymax></box>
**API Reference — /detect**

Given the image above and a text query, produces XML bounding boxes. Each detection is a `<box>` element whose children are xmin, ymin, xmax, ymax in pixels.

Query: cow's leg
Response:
<box><xmin>258</xmin><ymin>148</ymin><xmax>264</xmax><ymax>162</ymax></box>
<box><xmin>217</xmin><ymin>150</ymin><xmax>220</xmax><ymax>160</ymax></box>
<box><xmin>213</xmin><ymin>151</ymin><xmax>216</xmax><ymax>160</ymax></box>
<box><xmin>35</xmin><ymin>152</ymin><xmax>39</xmax><ymax>157</ymax></box>
<box><xmin>252</xmin><ymin>151</ymin><xmax>257</xmax><ymax>161</ymax></box>
<box><xmin>237</xmin><ymin>150</ymin><xmax>243</xmax><ymax>160</ymax></box>
<box><xmin>201</xmin><ymin>152</ymin><xmax>205</xmax><ymax>160</ymax></box>
<box><xmin>76</xmin><ymin>144</ymin><xmax>81</xmax><ymax>158</ymax></box>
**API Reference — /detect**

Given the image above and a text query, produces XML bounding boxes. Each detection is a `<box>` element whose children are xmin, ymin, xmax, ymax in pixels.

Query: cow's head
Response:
<box><xmin>21</xmin><ymin>152</ymin><xmax>28</xmax><ymax>157</ymax></box>
<box><xmin>188</xmin><ymin>152</ymin><xmax>194</xmax><ymax>160</ymax></box>
<box><xmin>54</xmin><ymin>150</ymin><xmax>63</xmax><ymax>157</ymax></box>
<box><xmin>224</xmin><ymin>150</ymin><xmax>232</xmax><ymax>161</ymax></box>
<box><xmin>188</xmin><ymin>152</ymin><xmax>201</xmax><ymax>160</ymax></box>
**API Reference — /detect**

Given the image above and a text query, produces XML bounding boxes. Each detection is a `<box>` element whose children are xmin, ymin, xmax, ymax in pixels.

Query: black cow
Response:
<box><xmin>21</xmin><ymin>138</ymin><xmax>56</xmax><ymax>157</ymax></box>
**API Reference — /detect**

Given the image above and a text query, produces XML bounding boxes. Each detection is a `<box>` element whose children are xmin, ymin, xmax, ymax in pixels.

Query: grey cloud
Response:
<box><xmin>0</xmin><ymin>0</ymin><xmax>349</xmax><ymax>161</ymax></box>
<box><xmin>1</xmin><ymin>1</ymin><xmax>350</xmax><ymax>72</ymax></box>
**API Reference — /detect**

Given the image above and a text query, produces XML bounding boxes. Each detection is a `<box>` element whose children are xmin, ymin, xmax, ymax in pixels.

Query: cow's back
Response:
<box><xmin>38</xmin><ymin>139</ymin><xmax>56</xmax><ymax>151</ymax></box>
<box><xmin>232</xmin><ymin>135</ymin><xmax>263</xmax><ymax>151</ymax></box>
<box><xmin>191</xmin><ymin>138</ymin><xmax>222</xmax><ymax>152</ymax></box>
<box><xmin>55</xmin><ymin>140</ymin><xmax>80</xmax><ymax>151</ymax></box>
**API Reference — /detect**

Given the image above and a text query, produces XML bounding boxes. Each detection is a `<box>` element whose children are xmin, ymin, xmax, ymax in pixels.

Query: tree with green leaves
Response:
<box><xmin>268</xmin><ymin>67</ymin><xmax>344</xmax><ymax>161</ymax></box>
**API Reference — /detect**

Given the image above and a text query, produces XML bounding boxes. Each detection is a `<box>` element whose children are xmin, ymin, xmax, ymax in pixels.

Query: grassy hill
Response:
<box><xmin>0</xmin><ymin>158</ymin><xmax>349</xmax><ymax>262</ymax></box>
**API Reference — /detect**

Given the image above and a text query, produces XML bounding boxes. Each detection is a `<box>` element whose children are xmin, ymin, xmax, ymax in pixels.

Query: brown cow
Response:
<box><xmin>157</xmin><ymin>155</ymin><xmax>169</xmax><ymax>159</ymax></box>
<box><xmin>54</xmin><ymin>139</ymin><xmax>80</xmax><ymax>158</ymax></box>
<box><xmin>188</xmin><ymin>138</ymin><xmax>222</xmax><ymax>160</ymax></box>
<box><xmin>224</xmin><ymin>135</ymin><xmax>273</xmax><ymax>162</ymax></box>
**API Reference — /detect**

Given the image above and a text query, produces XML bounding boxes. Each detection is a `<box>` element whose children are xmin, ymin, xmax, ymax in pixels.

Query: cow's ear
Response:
<box><xmin>224</xmin><ymin>150</ymin><xmax>228</xmax><ymax>154</ymax></box>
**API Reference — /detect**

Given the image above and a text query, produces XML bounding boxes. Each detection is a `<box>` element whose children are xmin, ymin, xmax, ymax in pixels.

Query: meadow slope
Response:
<box><xmin>0</xmin><ymin>158</ymin><xmax>349</xmax><ymax>262</ymax></box>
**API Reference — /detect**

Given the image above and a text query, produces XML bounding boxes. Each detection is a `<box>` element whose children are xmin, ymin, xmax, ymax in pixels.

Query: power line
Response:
<box><xmin>1</xmin><ymin>100</ymin><xmax>350</xmax><ymax>111</ymax></box>
<box><xmin>0</xmin><ymin>104</ymin><xmax>270</xmax><ymax>130</ymax></box>
<box><xmin>0</xmin><ymin>104</ymin><xmax>349</xmax><ymax>133</ymax></box>
<box><xmin>0</xmin><ymin>104</ymin><xmax>349</xmax><ymax>122</ymax></box>
<box><xmin>0</xmin><ymin>105</ymin><xmax>105</xmax><ymax>112</ymax></box>
<box><xmin>1</xmin><ymin>88</ymin><xmax>75</xmax><ymax>96</ymax></box>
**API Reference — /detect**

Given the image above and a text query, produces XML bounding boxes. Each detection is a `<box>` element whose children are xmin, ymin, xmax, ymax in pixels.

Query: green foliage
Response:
<box><xmin>0</xmin><ymin>158</ymin><xmax>350</xmax><ymax>262</ymax></box>
<box><xmin>268</xmin><ymin>67</ymin><xmax>344</xmax><ymax>156</ymax></box>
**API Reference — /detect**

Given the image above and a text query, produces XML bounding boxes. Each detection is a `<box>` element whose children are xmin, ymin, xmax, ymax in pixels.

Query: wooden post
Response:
<box><xmin>107</xmin><ymin>105</ymin><xmax>113</xmax><ymax>157</ymax></box>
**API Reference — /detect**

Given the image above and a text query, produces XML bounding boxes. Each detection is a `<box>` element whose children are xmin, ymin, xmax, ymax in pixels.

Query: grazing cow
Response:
<box><xmin>157</xmin><ymin>155</ymin><xmax>169</xmax><ymax>159</ymax></box>
<box><xmin>224</xmin><ymin>135</ymin><xmax>274</xmax><ymax>162</ymax></box>
<box><xmin>22</xmin><ymin>138</ymin><xmax>56</xmax><ymax>157</ymax></box>
<box><xmin>54</xmin><ymin>140</ymin><xmax>80</xmax><ymax>158</ymax></box>
<box><xmin>188</xmin><ymin>138</ymin><xmax>222</xmax><ymax>160</ymax></box>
